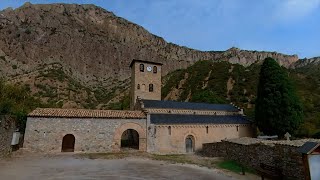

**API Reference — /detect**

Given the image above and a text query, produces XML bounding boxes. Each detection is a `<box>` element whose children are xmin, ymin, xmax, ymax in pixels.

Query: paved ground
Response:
<box><xmin>0</xmin><ymin>154</ymin><xmax>236</xmax><ymax>180</ymax></box>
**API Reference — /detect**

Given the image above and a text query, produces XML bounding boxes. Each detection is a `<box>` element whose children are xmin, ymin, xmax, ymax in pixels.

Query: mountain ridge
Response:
<box><xmin>296</xmin><ymin>57</ymin><xmax>320</xmax><ymax>68</ymax></box>
<box><xmin>0</xmin><ymin>3</ymin><xmax>318</xmax><ymax>110</ymax></box>
<box><xmin>0</xmin><ymin>3</ymin><xmax>300</xmax><ymax>87</ymax></box>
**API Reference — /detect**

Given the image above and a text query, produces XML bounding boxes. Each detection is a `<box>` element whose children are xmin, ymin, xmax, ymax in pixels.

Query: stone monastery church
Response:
<box><xmin>24</xmin><ymin>60</ymin><xmax>254</xmax><ymax>154</ymax></box>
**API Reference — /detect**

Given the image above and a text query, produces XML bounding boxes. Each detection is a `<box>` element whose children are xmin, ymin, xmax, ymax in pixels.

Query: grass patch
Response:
<box><xmin>150</xmin><ymin>154</ymin><xmax>220</xmax><ymax>169</ymax></box>
<box><xmin>75</xmin><ymin>152</ymin><xmax>220</xmax><ymax>169</ymax></box>
<box><xmin>151</xmin><ymin>154</ymin><xmax>194</xmax><ymax>164</ymax></box>
<box><xmin>217</xmin><ymin>160</ymin><xmax>256</xmax><ymax>174</ymax></box>
<box><xmin>75</xmin><ymin>152</ymin><xmax>148</xmax><ymax>160</ymax></box>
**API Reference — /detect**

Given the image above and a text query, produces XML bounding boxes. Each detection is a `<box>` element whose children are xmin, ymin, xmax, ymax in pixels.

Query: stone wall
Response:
<box><xmin>201</xmin><ymin>142</ymin><xmax>227</xmax><ymax>157</ymax></box>
<box><xmin>147</xmin><ymin>124</ymin><xmax>253</xmax><ymax>154</ymax></box>
<box><xmin>201</xmin><ymin>138</ymin><xmax>318</xmax><ymax>179</ymax></box>
<box><xmin>0</xmin><ymin>116</ymin><xmax>15</xmax><ymax>158</ymax></box>
<box><xmin>24</xmin><ymin>117</ymin><xmax>146</xmax><ymax>152</ymax></box>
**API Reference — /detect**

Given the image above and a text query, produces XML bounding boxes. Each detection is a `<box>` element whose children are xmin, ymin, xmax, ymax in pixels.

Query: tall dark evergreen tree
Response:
<box><xmin>255</xmin><ymin>58</ymin><xmax>303</xmax><ymax>136</ymax></box>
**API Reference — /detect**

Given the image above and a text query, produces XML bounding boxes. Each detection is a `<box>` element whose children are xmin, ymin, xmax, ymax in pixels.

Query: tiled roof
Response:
<box><xmin>28</xmin><ymin>108</ymin><xmax>146</xmax><ymax>119</ymax></box>
<box><xmin>150</xmin><ymin>114</ymin><xmax>250</xmax><ymax>124</ymax></box>
<box><xmin>129</xmin><ymin>59</ymin><xmax>163</xmax><ymax>67</ymax></box>
<box><xmin>142</xmin><ymin>99</ymin><xmax>239</xmax><ymax>111</ymax></box>
<box><xmin>297</xmin><ymin>142</ymin><xmax>320</xmax><ymax>154</ymax></box>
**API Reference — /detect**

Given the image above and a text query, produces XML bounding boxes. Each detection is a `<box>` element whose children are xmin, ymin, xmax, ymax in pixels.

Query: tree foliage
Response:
<box><xmin>0</xmin><ymin>80</ymin><xmax>41</xmax><ymax>131</ymax></box>
<box><xmin>191</xmin><ymin>90</ymin><xmax>226</xmax><ymax>104</ymax></box>
<box><xmin>255</xmin><ymin>58</ymin><xmax>303</xmax><ymax>136</ymax></box>
<box><xmin>162</xmin><ymin>59</ymin><xmax>319</xmax><ymax>137</ymax></box>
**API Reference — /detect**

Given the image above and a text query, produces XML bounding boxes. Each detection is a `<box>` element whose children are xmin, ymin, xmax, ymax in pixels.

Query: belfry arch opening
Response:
<box><xmin>121</xmin><ymin>129</ymin><xmax>139</xmax><ymax>150</ymax></box>
<box><xmin>61</xmin><ymin>134</ymin><xmax>75</xmax><ymax>152</ymax></box>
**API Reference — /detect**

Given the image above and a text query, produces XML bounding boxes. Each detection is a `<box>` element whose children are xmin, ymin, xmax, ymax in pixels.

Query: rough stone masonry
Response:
<box><xmin>0</xmin><ymin>116</ymin><xmax>15</xmax><ymax>158</ymax></box>
<box><xmin>202</xmin><ymin>137</ymin><xmax>320</xmax><ymax>179</ymax></box>
<box><xmin>24</xmin><ymin>116</ymin><xmax>146</xmax><ymax>152</ymax></box>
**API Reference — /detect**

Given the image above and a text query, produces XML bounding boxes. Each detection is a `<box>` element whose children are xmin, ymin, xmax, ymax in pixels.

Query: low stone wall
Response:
<box><xmin>202</xmin><ymin>138</ymin><xmax>320</xmax><ymax>179</ymax></box>
<box><xmin>0</xmin><ymin>116</ymin><xmax>15</xmax><ymax>158</ymax></box>
<box><xmin>201</xmin><ymin>142</ymin><xmax>226</xmax><ymax>157</ymax></box>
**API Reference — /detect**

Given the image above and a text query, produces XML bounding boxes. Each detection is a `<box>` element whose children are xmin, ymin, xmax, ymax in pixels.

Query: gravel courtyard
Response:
<box><xmin>0</xmin><ymin>154</ymin><xmax>236</xmax><ymax>180</ymax></box>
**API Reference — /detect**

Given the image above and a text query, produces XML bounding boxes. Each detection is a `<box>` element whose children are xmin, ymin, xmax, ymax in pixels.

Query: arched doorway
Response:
<box><xmin>121</xmin><ymin>129</ymin><xmax>139</xmax><ymax>150</ymax></box>
<box><xmin>112</xmin><ymin>123</ymin><xmax>146</xmax><ymax>152</ymax></box>
<box><xmin>61</xmin><ymin>134</ymin><xmax>75</xmax><ymax>152</ymax></box>
<box><xmin>185</xmin><ymin>135</ymin><xmax>195</xmax><ymax>153</ymax></box>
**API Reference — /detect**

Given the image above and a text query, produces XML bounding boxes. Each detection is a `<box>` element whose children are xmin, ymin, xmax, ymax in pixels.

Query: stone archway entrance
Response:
<box><xmin>112</xmin><ymin>123</ymin><xmax>146</xmax><ymax>152</ymax></box>
<box><xmin>121</xmin><ymin>129</ymin><xmax>139</xmax><ymax>150</ymax></box>
<box><xmin>185</xmin><ymin>135</ymin><xmax>195</xmax><ymax>153</ymax></box>
<box><xmin>61</xmin><ymin>134</ymin><xmax>75</xmax><ymax>152</ymax></box>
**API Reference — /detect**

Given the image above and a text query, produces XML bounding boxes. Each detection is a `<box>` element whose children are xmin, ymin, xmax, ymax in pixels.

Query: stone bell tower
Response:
<box><xmin>129</xmin><ymin>59</ymin><xmax>162</xmax><ymax>110</ymax></box>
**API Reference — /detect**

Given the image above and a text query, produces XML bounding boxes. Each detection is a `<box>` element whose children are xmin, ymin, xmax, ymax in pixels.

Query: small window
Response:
<box><xmin>168</xmin><ymin>126</ymin><xmax>171</xmax><ymax>135</ymax></box>
<box><xmin>153</xmin><ymin>66</ymin><xmax>157</xmax><ymax>73</ymax></box>
<box><xmin>142</xmin><ymin>84</ymin><xmax>146</xmax><ymax>91</ymax></box>
<box><xmin>236</xmin><ymin>125</ymin><xmax>239</xmax><ymax>132</ymax></box>
<box><xmin>149</xmin><ymin>84</ymin><xmax>154</xmax><ymax>92</ymax></box>
<box><xmin>206</xmin><ymin>126</ymin><xmax>209</xmax><ymax>134</ymax></box>
<box><xmin>140</xmin><ymin>64</ymin><xmax>144</xmax><ymax>72</ymax></box>
<box><xmin>137</xmin><ymin>84</ymin><xmax>140</xmax><ymax>90</ymax></box>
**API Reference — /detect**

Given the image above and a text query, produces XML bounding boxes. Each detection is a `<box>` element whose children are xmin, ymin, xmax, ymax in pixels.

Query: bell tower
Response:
<box><xmin>130</xmin><ymin>59</ymin><xmax>162</xmax><ymax>110</ymax></box>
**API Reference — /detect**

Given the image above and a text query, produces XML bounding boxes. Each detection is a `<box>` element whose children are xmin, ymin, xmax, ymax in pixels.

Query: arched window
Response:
<box><xmin>149</xmin><ymin>84</ymin><xmax>154</xmax><ymax>92</ymax></box>
<box><xmin>137</xmin><ymin>84</ymin><xmax>140</xmax><ymax>90</ymax></box>
<box><xmin>142</xmin><ymin>84</ymin><xmax>146</xmax><ymax>91</ymax></box>
<box><xmin>153</xmin><ymin>66</ymin><xmax>157</xmax><ymax>73</ymax></box>
<box><xmin>168</xmin><ymin>126</ymin><xmax>171</xmax><ymax>135</ymax></box>
<box><xmin>140</xmin><ymin>64</ymin><xmax>144</xmax><ymax>72</ymax></box>
<box><xmin>206</xmin><ymin>126</ymin><xmax>209</xmax><ymax>134</ymax></box>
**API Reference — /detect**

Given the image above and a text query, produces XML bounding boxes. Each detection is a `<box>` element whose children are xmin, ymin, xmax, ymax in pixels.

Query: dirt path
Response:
<box><xmin>0</xmin><ymin>154</ymin><xmax>236</xmax><ymax>180</ymax></box>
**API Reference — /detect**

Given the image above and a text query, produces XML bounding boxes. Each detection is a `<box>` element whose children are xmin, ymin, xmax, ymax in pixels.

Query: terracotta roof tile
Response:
<box><xmin>28</xmin><ymin>108</ymin><xmax>146</xmax><ymax>119</ymax></box>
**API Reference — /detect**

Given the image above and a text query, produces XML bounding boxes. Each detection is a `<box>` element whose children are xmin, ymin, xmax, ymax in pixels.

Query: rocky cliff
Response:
<box><xmin>0</xmin><ymin>3</ymin><xmax>299</xmax><ymax>88</ymax></box>
<box><xmin>295</xmin><ymin>57</ymin><xmax>320</xmax><ymax>68</ymax></box>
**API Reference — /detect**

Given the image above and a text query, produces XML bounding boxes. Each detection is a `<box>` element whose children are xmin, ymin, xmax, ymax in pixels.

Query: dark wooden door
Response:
<box><xmin>186</xmin><ymin>137</ymin><xmax>193</xmax><ymax>153</ymax></box>
<box><xmin>62</xmin><ymin>134</ymin><xmax>75</xmax><ymax>152</ymax></box>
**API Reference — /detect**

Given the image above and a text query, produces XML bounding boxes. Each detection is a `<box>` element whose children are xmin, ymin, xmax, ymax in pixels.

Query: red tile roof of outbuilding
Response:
<box><xmin>28</xmin><ymin>108</ymin><xmax>146</xmax><ymax>119</ymax></box>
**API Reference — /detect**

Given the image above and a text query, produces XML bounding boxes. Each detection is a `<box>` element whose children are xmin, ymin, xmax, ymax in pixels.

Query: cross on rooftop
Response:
<box><xmin>284</xmin><ymin>132</ymin><xmax>291</xmax><ymax>141</ymax></box>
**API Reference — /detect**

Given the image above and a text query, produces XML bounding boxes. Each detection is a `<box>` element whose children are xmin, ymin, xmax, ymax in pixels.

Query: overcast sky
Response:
<box><xmin>1</xmin><ymin>0</ymin><xmax>319</xmax><ymax>58</ymax></box>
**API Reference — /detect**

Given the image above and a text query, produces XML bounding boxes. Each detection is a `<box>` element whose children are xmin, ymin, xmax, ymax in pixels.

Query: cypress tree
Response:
<box><xmin>255</xmin><ymin>58</ymin><xmax>303</xmax><ymax>136</ymax></box>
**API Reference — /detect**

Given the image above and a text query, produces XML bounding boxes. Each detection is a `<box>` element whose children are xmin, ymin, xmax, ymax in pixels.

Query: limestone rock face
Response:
<box><xmin>295</xmin><ymin>57</ymin><xmax>320</xmax><ymax>68</ymax></box>
<box><xmin>0</xmin><ymin>3</ymin><xmax>299</xmax><ymax>87</ymax></box>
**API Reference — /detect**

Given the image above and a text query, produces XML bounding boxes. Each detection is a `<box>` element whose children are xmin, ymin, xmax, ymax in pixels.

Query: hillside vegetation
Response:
<box><xmin>162</xmin><ymin>60</ymin><xmax>320</xmax><ymax>137</ymax></box>
<box><xmin>7</xmin><ymin>62</ymin><xmax>130</xmax><ymax>110</ymax></box>
<box><xmin>2</xmin><ymin>59</ymin><xmax>320</xmax><ymax>137</ymax></box>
